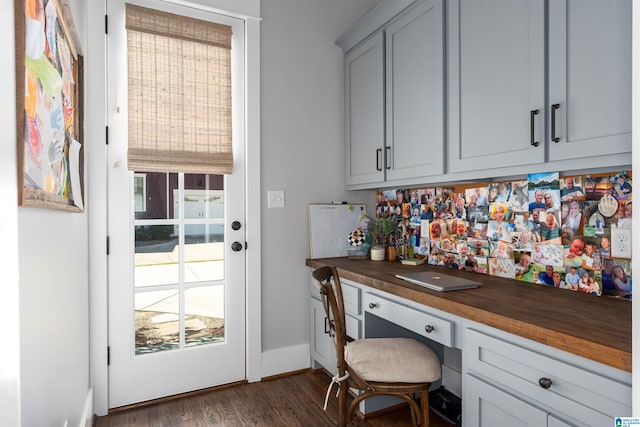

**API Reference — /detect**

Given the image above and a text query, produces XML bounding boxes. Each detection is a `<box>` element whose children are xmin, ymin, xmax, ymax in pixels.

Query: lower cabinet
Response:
<box><xmin>309</xmin><ymin>296</ymin><xmax>336</xmax><ymax>374</ymax></box>
<box><xmin>465</xmin><ymin>374</ymin><xmax>562</xmax><ymax>427</ymax></box>
<box><xmin>308</xmin><ymin>275</ymin><xmax>362</xmax><ymax>374</ymax></box>
<box><xmin>463</xmin><ymin>323</ymin><xmax>632</xmax><ymax>427</ymax></box>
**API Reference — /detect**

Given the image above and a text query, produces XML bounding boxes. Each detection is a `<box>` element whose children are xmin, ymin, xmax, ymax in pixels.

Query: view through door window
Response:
<box><xmin>133</xmin><ymin>172</ymin><xmax>225</xmax><ymax>354</ymax></box>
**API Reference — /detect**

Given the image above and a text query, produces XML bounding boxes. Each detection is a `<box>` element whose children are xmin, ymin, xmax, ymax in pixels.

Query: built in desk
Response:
<box><xmin>306</xmin><ymin>257</ymin><xmax>632</xmax><ymax>425</ymax></box>
<box><xmin>306</xmin><ymin>257</ymin><xmax>631</xmax><ymax>371</ymax></box>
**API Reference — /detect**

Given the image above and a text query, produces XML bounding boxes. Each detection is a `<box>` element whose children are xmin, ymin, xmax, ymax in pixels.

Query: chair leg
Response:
<box><xmin>420</xmin><ymin>390</ymin><xmax>430</xmax><ymax>427</ymax></box>
<box><xmin>338</xmin><ymin>380</ymin><xmax>348</xmax><ymax>427</ymax></box>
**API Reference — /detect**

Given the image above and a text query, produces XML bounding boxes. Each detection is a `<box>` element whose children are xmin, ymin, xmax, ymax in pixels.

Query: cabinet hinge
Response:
<box><xmin>245</xmin><ymin>241</ymin><xmax>248</xmax><ymax>250</ymax></box>
<box><xmin>106</xmin><ymin>236</ymin><xmax>110</xmax><ymax>255</ymax></box>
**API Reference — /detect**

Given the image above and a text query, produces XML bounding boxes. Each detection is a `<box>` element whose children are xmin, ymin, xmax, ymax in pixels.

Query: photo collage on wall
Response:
<box><xmin>376</xmin><ymin>171</ymin><xmax>632</xmax><ymax>300</ymax></box>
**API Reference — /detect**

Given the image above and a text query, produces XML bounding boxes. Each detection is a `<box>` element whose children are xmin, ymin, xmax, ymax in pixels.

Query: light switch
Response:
<box><xmin>268</xmin><ymin>190</ymin><xmax>285</xmax><ymax>208</ymax></box>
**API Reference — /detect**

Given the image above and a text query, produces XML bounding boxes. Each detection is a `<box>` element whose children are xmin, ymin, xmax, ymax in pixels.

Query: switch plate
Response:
<box><xmin>268</xmin><ymin>190</ymin><xmax>285</xmax><ymax>208</ymax></box>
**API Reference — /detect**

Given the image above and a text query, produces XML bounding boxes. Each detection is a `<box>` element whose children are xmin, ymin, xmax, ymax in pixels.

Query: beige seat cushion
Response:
<box><xmin>345</xmin><ymin>337</ymin><xmax>441</xmax><ymax>383</ymax></box>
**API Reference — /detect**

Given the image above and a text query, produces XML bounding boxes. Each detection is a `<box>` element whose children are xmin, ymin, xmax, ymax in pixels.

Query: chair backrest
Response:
<box><xmin>312</xmin><ymin>266</ymin><xmax>347</xmax><ymax>371</ymax></box>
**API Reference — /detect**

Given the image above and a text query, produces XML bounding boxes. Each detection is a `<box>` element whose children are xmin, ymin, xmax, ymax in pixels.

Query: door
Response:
<box><xmin>547</xmin><ymin>0</ymin><xmax>632</xmax><ymax>161</ymax></box>
<box><xmin>447</xmin><ymin>0</ymin><xmax>545</xmax><ymax>173</ymax></box>
<box><xmin>464</xmin><ymin>374</ymin><xmax>548</xmax><ymax>427</ymax></box>
<box><xmin>107</xmin><ymin>0</ymin><xmax>246</xmax><ymax>408</ymax></box>
<box><xmin>385</xmin><ymin>0</ymin><xmax>444</xmax><ymax>181</ymax></box>
<box><xmin>309</xmin><ymin>296</ymin><xmax>336</xmax><ymax>375</ymax></box>
<box><xmin>344</xmin><ymin>31</ymin><xmax>385</xmax><ymax>187</ymax></box>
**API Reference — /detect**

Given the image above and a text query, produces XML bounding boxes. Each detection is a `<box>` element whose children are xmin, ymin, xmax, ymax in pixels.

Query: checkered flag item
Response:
<box><xmin>348</xmin><ymin>228</ymin><xmax>366</xmax><ymax>246</ymax></box>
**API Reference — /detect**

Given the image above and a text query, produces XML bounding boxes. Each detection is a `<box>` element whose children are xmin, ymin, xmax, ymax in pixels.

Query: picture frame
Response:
<box><xmin>15</xmin><ymin>0</ymin><xmax>84</xmax><ymax>211</ymax></box>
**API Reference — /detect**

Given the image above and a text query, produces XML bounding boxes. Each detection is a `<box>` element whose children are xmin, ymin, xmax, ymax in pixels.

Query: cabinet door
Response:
<box><xmin>385</xmin><ymin>0</ymin><xmax>444</xmax><ymax>181</ymax></box>
<box><xmin>309</xmin><ymin>297</ymin><xmax>336</xmax><ymax>374</ymax></box>
<box><xmin>344</xmin><ymin>32</ymin><xmax>385</xmax><ymax>186</ymax></box>
<box><xmin>464</xmin><ymin>374</ymin><xmax>548</xmax><ymax>427</ymax></box>
<box><xmin>548</xmin><ymin>0</ymin><xmax>631</xmax><ymax>161</ymax></box>
<box><xmin>447</xmin><ymin>0</ymin><xmax>545</xmax><ymax>173</ymax></box>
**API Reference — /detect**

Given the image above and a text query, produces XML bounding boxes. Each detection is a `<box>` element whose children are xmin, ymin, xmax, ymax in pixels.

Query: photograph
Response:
<box><xmin>467</xmin><ymin>205</ymin><xmax>489</xmax><ymax>223</ymax></box>
<box><xmin>466</xmin><ymin>186</ymin><xmax>489</xmax><ymax>207</ymax></box>
<box><xmin>487</xmin><ymin>220</ymin><xmax>513</xmax><ymax>242</ymax></box>
<box><xmin>488</xmin><ymin>258</ymin><xmax>516</xmax><ymax>279</ymax></box>
<box><xmin>561</xmin><ymin>199</ymin><xmax>583</xmax><ymax>236</ymax></box>
<box><xmin>560</xmin><ymin>176</ymin><xmax>585</xmax><ymax>201</ymax></box>
<box><xmin>584</xmin><ymin>175</ymin><xmax>612</xmax><ymax>200</ymax></box>
<box><xmin>508</xmin><ymin>181</ymin><xmax>529</xmax><ymax>211</ymax></box>
<box><xmin>610</xmin><ymin>171</ymin><xmax>632</xmax><ymax>200</ymax></box>
<box><xmin>468</xmin><ymin>239</ymin><xmax>490</xmax><ymax>257</ymax></box>
<box><xmin>514</xmin><ymin>251</ymin><xmax>534</xmax><ymax>282</ymax></box>
<box><xmin>489</xmin><ymin>201</ymin><xmax>510</xmax><ymax>221</ymax></box>
<box><xmin>489</xmin><ymin>240</ymin><xmax>514</xmax><ymax>260</ymax></box>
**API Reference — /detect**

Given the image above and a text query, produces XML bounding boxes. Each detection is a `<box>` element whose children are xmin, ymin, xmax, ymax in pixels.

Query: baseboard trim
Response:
<box><xmin>81</xmin><ymin>388</ymin><xmax>93</xmax><ymax>427</ymax></box>
<box><xmin>261</xmin><ymin>343</ymin><xmax>310</xmax><ymax>378</ymax></box>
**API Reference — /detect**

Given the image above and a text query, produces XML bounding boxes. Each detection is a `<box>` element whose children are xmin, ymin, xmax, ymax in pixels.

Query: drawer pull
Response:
<box><xmin>424</xmin><ymin>325</ymin><xmax>434</xmax><ymax>333</ymax></box>
<box><xmin>369</xmin><ymin>302</ymin><xmax>378</xmax><ymax>309</ymax></box>
<box><xmin>538</xmin><ymin>377</ymin><xmax>552</xmax><ymax>389</ymax></box>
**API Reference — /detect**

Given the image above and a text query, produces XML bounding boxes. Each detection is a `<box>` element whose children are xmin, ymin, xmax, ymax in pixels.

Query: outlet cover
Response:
<box><xmin>268</xmin><ymin>190</ymin><xmax>285</xmax><ymax>208</ymax></box>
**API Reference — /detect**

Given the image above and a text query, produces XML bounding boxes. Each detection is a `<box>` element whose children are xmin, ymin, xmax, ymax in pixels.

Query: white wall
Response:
<box><xmin>260</xmin><ymin>0</ymin><xmax>377</xmax><ymax>361</ymax></box>
<box><xmin>15</xmin><ymin>0</ymin><xmax>91</xmax><ymax>426</ymax></box>
<box><xmin>0</xmin><ymin>0</ymin><xmax>21</xmax><ymax>425</ymax></box>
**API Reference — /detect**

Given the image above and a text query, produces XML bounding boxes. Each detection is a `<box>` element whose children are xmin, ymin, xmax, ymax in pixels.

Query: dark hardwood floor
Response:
<box><xmin>96</xmin><ymin>369</ymin><xmax>454</xmax><ymax>426</ymax></box>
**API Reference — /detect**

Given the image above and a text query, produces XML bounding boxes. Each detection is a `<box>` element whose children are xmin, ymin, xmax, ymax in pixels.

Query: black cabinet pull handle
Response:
<box><xmin>551</xmin><ymin>103</ymin><xmax>560</xmax><ymax>143</ymax></box>
<box><xmin>385</xmin><ymin>146</ymin><xmax>391</xmax><ymax>170</ymax></box>
<box><xmin>376</xmin><ymin>148</ymin><xmax>382</xmax><ymax>171</ymax></box>
<box><xmin>369</xmin><ymin>302</ymin><xmax>378</xmax><ymax>309</ymax></box>
<box><xmin>538</xmin><ymin>377</ymin><xmax>552</xmax><ymax>389</ymax></box>
<box><xmin>530</xmin><ymin>109</ymin><xmax>540</xmax><ymax>147</ymax></box>
<box><xmin>324</xmin><ymin>317</ymin><xmax>330</xmax><ymax>334</ymax></box>
<box><xmin>424</xmin><ymin>325</ymin><xmax>434</xmax><ymax>333</ymax></box>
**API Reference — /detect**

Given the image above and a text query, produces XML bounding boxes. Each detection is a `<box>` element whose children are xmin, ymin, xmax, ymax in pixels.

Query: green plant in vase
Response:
<box><xmin>367</xmin><ymin>216</ymin><xmax>397</xmax><ymax>260</ymax></box>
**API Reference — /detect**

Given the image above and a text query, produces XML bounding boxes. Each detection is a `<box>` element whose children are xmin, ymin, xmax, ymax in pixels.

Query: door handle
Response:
<box><xmin>231</xmin><ymin>221</ymin><xmax>242</xmax><ymax>230</ymax></box>
<box><xmin>530</xmin><ymin>109</ymin><xmax>540</xmax><ymax>147</ymax></box>
<box><xmin>551</xmin><ymin>103</ymin><xmax>560</xmax><ymax>143</ymax></box>
<box><xmin>231</xmin><ymin>241</ymin><xmax>243</xmax><ymax>252</ymax></box>
<box><xmin>385</xmin><ymin>146</ymin><xmax>391</xmax><ymax>169</ymax></box>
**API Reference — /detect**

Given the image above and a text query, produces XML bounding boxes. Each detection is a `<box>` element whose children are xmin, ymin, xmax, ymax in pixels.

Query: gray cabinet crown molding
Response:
<box><xmin>335</xmin><ymin>0</ymin><xmax>416</xmax><ymax>52</ymax></box>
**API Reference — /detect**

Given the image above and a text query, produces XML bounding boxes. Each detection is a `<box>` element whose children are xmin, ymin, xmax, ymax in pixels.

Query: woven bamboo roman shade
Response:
<box><xmin>125</xmin><ymin>4</ymin><xmax>233</xmax><ymax>174</ymax></box>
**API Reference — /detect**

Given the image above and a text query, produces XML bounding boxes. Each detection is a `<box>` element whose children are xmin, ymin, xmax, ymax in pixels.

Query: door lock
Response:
<box><xmin>231</xmin><ymin>241</ymin><xmax>243</xmax><ymax>252</ymax></box>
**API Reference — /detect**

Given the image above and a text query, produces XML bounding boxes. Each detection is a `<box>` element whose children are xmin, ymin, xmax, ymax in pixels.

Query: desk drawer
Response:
<box><xmin>341</xmin><ymin>279</ymin><xmax>361</xmax><ymax>317</ymax></box>
<box><xmin>464</xmin><ymin>327</ymin><xmax>631</xmax><ymax>424</ymax></box>
<box><xmin>363</xmin><ymin>293</ymin><xmax>453</xmax><ymax>347</ymax></box>
<box><xmin>309</xmin><ymin>276</ymin><xmax>360</xmax><ymax>317</ymax></box>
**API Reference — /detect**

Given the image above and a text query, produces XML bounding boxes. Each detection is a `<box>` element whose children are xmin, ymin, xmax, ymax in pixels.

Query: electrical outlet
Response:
<box><xmin>267</xmin><ymin>190</ymin><xmax>285</xmax><ymax>208</ymax></box>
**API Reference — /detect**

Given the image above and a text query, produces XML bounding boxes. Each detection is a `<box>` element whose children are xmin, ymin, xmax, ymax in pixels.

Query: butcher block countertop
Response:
<box><xmin>306</xmin><ymin>257</ymin><xmax>632</xmax><ymax>372</ymax></box>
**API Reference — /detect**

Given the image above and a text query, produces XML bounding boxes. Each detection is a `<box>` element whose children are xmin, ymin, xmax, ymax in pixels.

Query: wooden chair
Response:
<box><xmin>312</xmin><ymin>266</ymin><xmax>441</xmax><ymax>426</ymax></box>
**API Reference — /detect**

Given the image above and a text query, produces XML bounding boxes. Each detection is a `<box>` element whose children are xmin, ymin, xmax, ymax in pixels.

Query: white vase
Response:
<box><xmin>370</xmin><ymin>245</ymin><xmax>385</xmax><ymax>261</ymax></box>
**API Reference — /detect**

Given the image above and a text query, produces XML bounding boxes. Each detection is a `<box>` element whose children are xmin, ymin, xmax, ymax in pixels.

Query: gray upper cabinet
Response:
<box><xmin>386</xmin><ymin>0</ymin><xmax>444</xmax><ymax>181</ymax></box>
<box><xmin>448</xmin><ymin>0</ymin><xmax>631</xmax><ymax>175</ymax></box>
<box><xmin>344</xmin><ymin>32</ymin><xmax>385</xmax><ymax>187</ymax></box>
<box><xmin>341</xmin><ymin>0</ymin><xmax>630</xmax><ymax>188</ymax></box>
<box><xmin>341</xmin><ymin>0</ymin><xmax>444</xmax><ymax>188</ymax></box>
<box><xmin>447</xmin><ymin>0</ymin><xmax>546</xmax><ymax>173</ymax></box>
<box><xmin>547</xmin><ymin>0</ymin><xmax>632</xmax><ymax>161</ymax></box>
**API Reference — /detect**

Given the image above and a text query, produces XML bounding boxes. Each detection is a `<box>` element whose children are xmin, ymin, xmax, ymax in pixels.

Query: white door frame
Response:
<box><xmin>87</xmin><ymin>0</ymin><xmax>261</xmax><ymax>416</ymax></box>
